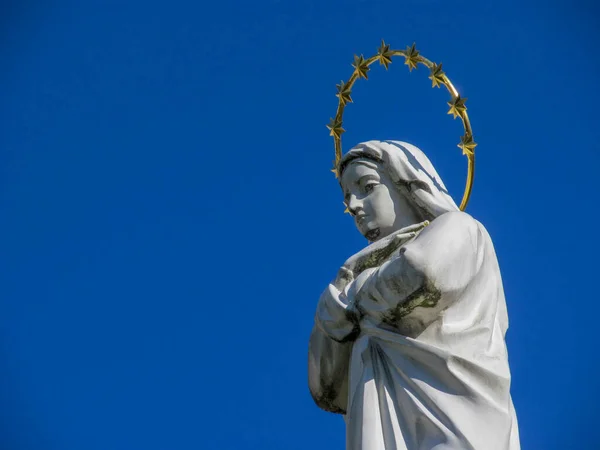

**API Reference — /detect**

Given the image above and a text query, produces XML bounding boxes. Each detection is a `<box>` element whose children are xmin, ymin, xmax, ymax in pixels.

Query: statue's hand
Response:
<box><xmin>343</xmin><ymin>221</ymin><xmax>430</xmax><ymax>277</ymax></box>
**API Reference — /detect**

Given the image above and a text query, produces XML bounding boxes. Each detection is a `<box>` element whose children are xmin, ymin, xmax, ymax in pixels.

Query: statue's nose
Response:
<box><xmin>347</xmin><ymin>194</ymin><xmax>362</xmax><ymax>216</ymax></box>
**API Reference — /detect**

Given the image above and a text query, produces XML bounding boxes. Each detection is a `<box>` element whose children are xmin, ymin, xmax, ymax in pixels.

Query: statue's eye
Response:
<box><xmin>364</xmin><ymin>183</ymin><xmax>376</xmax><ymax>193</ymax></box>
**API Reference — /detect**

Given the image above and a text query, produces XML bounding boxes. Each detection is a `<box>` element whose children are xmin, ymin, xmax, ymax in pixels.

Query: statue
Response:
<box><xmin>308</xmin><ymin>44</ymin><xmax>520</xmax><ymax>450</ymax></box>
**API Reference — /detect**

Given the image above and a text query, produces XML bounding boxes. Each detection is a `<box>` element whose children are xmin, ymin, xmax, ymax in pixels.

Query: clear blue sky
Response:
<box><xmin>1</xmin><ymin>1</ymin><xmax>598</xmax><ymax>449</ymax></box>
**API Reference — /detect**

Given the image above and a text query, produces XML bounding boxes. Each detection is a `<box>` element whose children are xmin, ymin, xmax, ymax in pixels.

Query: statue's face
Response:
<box><xmin>341</xmin><ymin>159</ymin><xmax>420</xmax><ymax>241</ymax></box>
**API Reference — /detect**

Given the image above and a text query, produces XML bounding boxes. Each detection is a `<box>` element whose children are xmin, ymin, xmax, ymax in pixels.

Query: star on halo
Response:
<box><xmin>377</xmin><ymin>40</ymin><xmax>394</xmax><ymax>70</ymax></box>
<box><xmin>447</xmin><ymin>95</ymin><xmax>467</xmax><ymax>119</ymax></box>
<box><xmin>326</xmin><ymin>117</ymin><xmax>345</xmax><ymax>140</ymax></box>
<box><xmin>336</xmin><ymin>80</ymin><xmax>353</xmax><ymax>106</ymax></box>
<box><xmin>457</xmin><ymin>134</ymin><xmax>477</xmax><ymax>156</ymax></box>
<box><xmin>403</xmin><ymin>43</ymin><xmax>420</xmax><ymax>71</ymax></box>
<box><xmin>429</xmin><ymin>62</ymin><xmax>446</xmax><ymax>88</ymax></box>
<box><xmin>352</xmin><ymin>54</ymin><xmax>370</xmax><ymax>80</ymax></box>
<box><xmin>330</xmin><ymin>159</ymin><xmax>340</xmax><ymax>178</ymax></box>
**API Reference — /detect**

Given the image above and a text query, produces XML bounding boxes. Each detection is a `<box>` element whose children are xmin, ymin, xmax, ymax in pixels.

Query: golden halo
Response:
<box><xmin>327</xmin><ymin>41</ymin><xmax>476</xmax><ymax>211</ymax></box>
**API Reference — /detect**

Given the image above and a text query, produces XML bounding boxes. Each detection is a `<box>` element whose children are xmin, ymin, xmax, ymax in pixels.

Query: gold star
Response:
<box><xmin>447</xmin><ymin>95</ymin><xmax>467</xmax><ymax>119</ymax></box>
<box><xmin>458</xmin><ymin>134</ymin><xmax>477</xmax><ymax>156</ymax></box>
<box><xmin>343</xmin><ymin>202</ymin><xmax>350</xmax><ymax>214</ymax></box>
<box><xmin>331</xmin><ymin>160</ymin><xmax>339</xmax><ymax>178</ymax></box>
<box><xmin>336</xmin><ymin>80</ymin><xmax>353</xmax><ymax>106</ymax></box>
<box><xmin>429</xmin><ymin>62</ymin><xmax>445</xmax><ymax>88</ymax></box>
<box><xmin>403</xmin><ymin>43</ymin><xmax>420</xmax><ymax>71</ymax></box>
<box><xmin>377</xmin><ymin>40</ymin><xmax>393</xmax><ymax>70</ymax></box>
<box><xmin>326</xmin><ymin>117</ymin><xmax>345</xmax><ymax>140</ymax></box>
<box><xmin>352</xmin><ymin>54</ymin><xmax>370</xmax><ymax>80</ymax></box>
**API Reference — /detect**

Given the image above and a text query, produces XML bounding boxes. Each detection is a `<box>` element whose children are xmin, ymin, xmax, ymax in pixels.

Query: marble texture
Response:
<box><xmin>309</xmin><ymin>141</ymin><xmax>520</xmax><ymax>450</ymax></box>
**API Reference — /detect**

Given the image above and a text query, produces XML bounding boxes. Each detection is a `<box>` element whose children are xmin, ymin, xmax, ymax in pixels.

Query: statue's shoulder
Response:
<box><xmin>429</xmin><ymin>210</ymin><xmax>479</xmax><ymax>233</ymax></box>
<box><xmin>427</xmin><ymin>211</ymin><xmax>493</xmax><ymax>256</ymax></box>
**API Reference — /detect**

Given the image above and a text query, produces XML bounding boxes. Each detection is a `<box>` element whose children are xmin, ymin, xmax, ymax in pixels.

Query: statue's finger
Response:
<box><xmin>397</xmin><ymin>220</ymin><xmax>429</xmax><ymax>234</ymax></box>
<box><xmin>393</xmin><ymin>232</ymin><xmax>417</xmax><ymax>243</ymax></box>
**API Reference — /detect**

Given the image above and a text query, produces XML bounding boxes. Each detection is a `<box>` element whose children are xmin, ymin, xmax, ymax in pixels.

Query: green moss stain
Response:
<box><xmin>382</xmin><ymin>283</ymin><xmax>441</xmax><ymax>325</ymax></box>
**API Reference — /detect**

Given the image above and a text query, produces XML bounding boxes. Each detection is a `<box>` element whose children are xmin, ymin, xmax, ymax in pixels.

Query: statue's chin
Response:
<box><xmin>365</xmin><ymin>228</ymin><xmax>381</xmax><ymax>242</ymax></box>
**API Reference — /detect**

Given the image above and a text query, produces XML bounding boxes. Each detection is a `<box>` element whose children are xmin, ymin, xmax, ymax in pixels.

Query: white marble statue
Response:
<box><xmin>308</xmin><ymin>141</ymin><xmax>520</xmax><ymax>450</ymax></box>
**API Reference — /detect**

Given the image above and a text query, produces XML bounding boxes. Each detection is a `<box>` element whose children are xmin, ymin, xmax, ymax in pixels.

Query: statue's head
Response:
<box><xmin>339</xmin><ymin>140</ymin><xmax>459</xmax><ymax>242</ymax></box>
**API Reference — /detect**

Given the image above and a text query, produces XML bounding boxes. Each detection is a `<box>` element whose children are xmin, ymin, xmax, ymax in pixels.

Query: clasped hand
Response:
<box><xmin>334</xmin><ymin>221</ymin><xmax>429</xmax><ymax>291</ymax></box>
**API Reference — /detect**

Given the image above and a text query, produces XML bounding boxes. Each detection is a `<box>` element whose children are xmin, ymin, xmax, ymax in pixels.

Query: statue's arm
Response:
<box><xmin>308</xmin><ymin>324</ymin><xmax>352</xmax><ymax>414</ymax></box>
<box><xmin>308</xmin><ymin>278</ymin><xmax>359</xmax><ymax>414</ymax></box>
<box><xmin>351</xmin><ymin>211</ymin><xmax>481</xmax><ymax>321</ymax></box>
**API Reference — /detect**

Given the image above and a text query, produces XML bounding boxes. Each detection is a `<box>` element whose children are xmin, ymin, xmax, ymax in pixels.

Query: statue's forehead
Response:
<box><xmin>340</xmin><ymin>159</ymin><xmax>382</xmax><ymax>187</ymax></box>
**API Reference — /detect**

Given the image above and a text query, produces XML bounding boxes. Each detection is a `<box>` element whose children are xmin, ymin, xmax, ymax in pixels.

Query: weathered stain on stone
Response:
<box><xmin>311</xmin><ymin>383</ymin><xmax>346</xmax><ymax>414</ymax></box>
<box><xmin>381</xmin><ymin>282</ymin><xmax>441</xmax><ymax>327</ymax></box>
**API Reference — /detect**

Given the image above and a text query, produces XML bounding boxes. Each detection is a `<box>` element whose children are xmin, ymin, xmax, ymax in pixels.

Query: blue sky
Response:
<box><xmin>1</xmin><ymin>1</ymin><xmax>599</xmax><ymax>449</ymax></box>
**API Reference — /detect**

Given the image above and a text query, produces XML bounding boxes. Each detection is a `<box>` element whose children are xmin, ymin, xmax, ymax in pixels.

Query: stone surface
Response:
<box><xmin>308</xmin><ymin>141</ymin><xmax>520</xmax><ymax>450</ymax></box>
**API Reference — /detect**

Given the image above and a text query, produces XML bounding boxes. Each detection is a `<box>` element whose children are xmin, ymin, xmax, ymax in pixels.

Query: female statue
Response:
<box><xmin>308</xmin><ymin>140</ymin><xmax>520</xmax><ymax>449</ymax></box>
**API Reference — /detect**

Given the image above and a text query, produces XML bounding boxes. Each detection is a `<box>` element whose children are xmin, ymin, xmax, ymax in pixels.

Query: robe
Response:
<box><xmin>309</xmin><ymin>211</ymin><xmax>520</xmax><ymax>450</ymax></box>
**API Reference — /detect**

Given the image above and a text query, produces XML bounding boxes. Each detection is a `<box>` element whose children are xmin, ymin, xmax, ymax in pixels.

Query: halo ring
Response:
<box><xmin>327</xmin><ymin>41</ymin><xmax>476</xmax><ymax>211</ymax></box>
